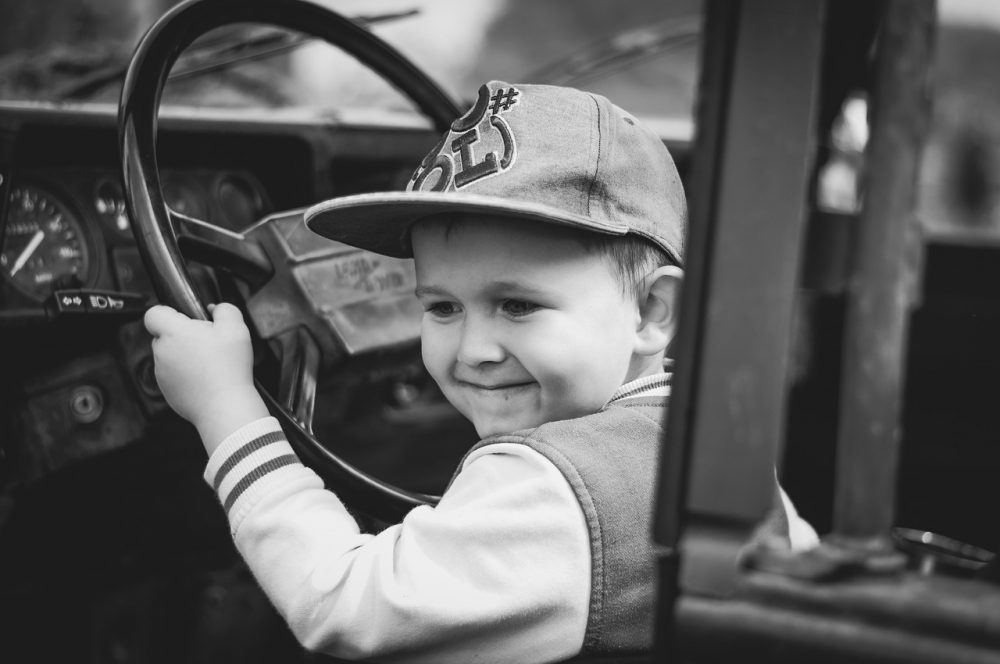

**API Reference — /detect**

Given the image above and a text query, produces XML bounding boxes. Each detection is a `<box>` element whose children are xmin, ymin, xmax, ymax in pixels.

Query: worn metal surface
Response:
<box><xmin>651</xmin><ymin>4</ymin><xmax>744</xmax><ymax>651</ymax></box>
<box><xmin>653</xmin><ymin>0</ymin><xmax>741</xmax><ymax>549</ymax></box>
<box><xmin>684</xmin><ymin>0</ymin><xmax>824</xmax><ymax>522</ymax></box>
<box><xmin>833</xmin><ymin>0</ymin><xmax>935</xmax><ymax>538</ymax></box>
<box><xmin>654</xmin><ymin>0</ymin><xmax>825</xmax><ymax>547</ymax></box>
<box><xmin>674</xmin><ymin>567</ymin><xmax>1000</xmax><ymax>664</ymax></box>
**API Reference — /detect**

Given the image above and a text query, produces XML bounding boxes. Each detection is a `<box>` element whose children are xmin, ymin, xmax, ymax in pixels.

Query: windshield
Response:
<box><xmin>0</xmin><ymin>0</ymin><xmax>701</xmax><ymax>133</ymax></box>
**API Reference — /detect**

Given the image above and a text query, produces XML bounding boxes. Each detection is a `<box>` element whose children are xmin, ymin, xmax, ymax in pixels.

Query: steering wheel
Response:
<box><xmin>118</xmin><ymin>0</ymin><xmax>463</xmax><ymax>522</ymax></box>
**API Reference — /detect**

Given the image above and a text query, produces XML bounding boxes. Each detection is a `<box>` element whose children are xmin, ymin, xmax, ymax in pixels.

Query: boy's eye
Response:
<box><xmin>425</xmin><ymin>301</ymin><xmax>460</xmax><ymax>317</ymax></box>
<box><xmin>502</xmin><ymin>299</ymin><xmax>540</xmax><ymax>317</ymax></box>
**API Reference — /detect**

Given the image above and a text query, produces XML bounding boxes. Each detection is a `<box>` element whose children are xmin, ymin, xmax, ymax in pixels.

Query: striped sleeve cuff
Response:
<box><xmin>203</xmin><ymin>416</ymin><xmax>308</xmax><ymax>529</ymax></box>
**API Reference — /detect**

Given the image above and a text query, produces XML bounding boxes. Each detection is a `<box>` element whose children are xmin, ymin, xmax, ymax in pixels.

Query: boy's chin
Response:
<box><xmin>469</xmin><ymin>406</ymin><xmax>596</xmax><ymax>438</ymax></box>
<box><xmin>472</xmin><ymin>415</ymin><xmax>539</xmax><ymax>439</ymax></box>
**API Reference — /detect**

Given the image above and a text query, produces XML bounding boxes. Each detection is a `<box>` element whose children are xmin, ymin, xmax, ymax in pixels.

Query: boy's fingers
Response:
<box><xmin>144</xmin><ymin>304</ymin><xmax>188</xmax><ymax>336</ymax></box>
<box><xmin>210</xmin><ymin>302</ymin><xmax>244</xmax><ymax>326</ymax></box>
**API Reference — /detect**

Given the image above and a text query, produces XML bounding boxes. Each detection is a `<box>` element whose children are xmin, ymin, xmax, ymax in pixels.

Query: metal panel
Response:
<box><xmin>686</xmin><ymin>0</ymin><xmax>824</xmax><ymax>520</ymax></box>
<box><xmin>657</xmin><ymin>0</ymin><xmax>825</xmax><ymax>540</ymax></box>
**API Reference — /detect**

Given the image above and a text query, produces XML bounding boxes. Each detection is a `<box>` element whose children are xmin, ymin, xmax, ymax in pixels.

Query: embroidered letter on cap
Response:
<box><xmin>452</xmin><ymin>128</ymin><xmax>498</xmax><ymax>188</ymax></box>
<box><xmin>407</xmin><ymin>83</ymin><xmax>519</xmax><ymax>193</ymax></box>
<box><xmin>410</xmin><ymin>133</ymin><xmax>453</xmax><ymax>192</ymax></box>
<box><xmin>450</xmin><ymin>84</ymin><xmax>492</xmax><ymax>132</ymax></box>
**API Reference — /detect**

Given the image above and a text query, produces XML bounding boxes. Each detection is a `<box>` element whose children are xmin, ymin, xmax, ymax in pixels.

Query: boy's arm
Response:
<box><xmin>144</xmin><ymin>303</ymin><xmax>269</xmax><ymax>454</ymax></box>
<box><xmin>207</xmin><ymin>424</ymin><xmax>590</xmax><ymax>664</ymax></box>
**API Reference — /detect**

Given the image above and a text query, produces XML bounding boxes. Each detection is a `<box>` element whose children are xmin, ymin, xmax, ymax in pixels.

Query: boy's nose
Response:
<box><xmin>455</xmin><ymin>317</ymin><xmax>505</xmax><ymax>366</ymax></box>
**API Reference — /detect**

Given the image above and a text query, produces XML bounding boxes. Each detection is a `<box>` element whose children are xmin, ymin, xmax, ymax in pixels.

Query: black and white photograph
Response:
<box><xmin>1</xmin><ymin>1</ymin><xmax>999</xmax><ymax>662</ymax></box>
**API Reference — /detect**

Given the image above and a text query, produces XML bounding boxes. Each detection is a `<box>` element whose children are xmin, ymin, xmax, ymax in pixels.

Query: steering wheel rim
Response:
<box><xmin>118</xmin><ymin>0</ymin><xmax>463</xmax><ymax>522</ymax></box>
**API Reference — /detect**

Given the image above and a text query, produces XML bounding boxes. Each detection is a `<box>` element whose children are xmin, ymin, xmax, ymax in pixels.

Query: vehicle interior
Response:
<box><xmin>1</xmin><ymin>0</ymin><xmax>1000</xmax><ymax>662</ymax></box>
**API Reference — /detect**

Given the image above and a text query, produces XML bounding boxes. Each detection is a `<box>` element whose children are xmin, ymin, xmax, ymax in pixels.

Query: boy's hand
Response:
<box><xmin>144</xmin><ymin>302</ymin><xmax>269</xmax><ymax>454</ymax></box>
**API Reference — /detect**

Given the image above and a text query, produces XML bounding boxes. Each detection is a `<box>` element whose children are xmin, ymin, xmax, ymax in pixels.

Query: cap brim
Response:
<box><xmin>304</xmin><ymin>191</ymin><xmax>631</xmax><ymax>258</ymax></box>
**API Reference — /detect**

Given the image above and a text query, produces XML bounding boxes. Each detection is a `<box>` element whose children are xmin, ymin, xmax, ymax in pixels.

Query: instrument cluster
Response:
<box><xmin>0</xmin><ymin>169</ymin><xmax>269</xmax><ymax>303</ymax></box>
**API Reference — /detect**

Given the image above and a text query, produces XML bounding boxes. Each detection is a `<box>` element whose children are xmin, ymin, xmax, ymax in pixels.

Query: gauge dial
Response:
<box><xmin>94</xmin><ymin>178</ymin><xmax>131</xmax><ymax>235</ymax></box>
<box><xmin>163</xmin><ymin>177</ymin><xmax>209</xmax><ymax>220</ymax></box>
<box><xmin>216</xmin><ymin>174</ymin><xmax>263</xmax><ymax>230</ymax></box>
<box><xmin>1</xmin><ymin>183</ymin><xmax>90</xmax><ymax>301</ymax></box>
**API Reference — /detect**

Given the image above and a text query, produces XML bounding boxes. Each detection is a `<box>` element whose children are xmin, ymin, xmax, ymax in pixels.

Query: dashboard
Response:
<box><xmin>0</xmin><ymin>102</ymin><xmax>474</xmax><ymax>487</ymax></box>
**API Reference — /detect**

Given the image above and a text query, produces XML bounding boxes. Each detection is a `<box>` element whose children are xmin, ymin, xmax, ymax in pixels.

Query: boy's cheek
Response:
<box><xmin>420</xmin><ymin>327</ymin><xmax>452</xmax><ymax>366</ymax></box>
<box><xmin>419</xmin><ymin>343</ymin><xmax>450</xmax><ymax>392</ymax></box>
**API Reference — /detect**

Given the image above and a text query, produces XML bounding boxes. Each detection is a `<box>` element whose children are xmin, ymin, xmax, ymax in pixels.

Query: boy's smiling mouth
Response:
<box><xmin>454</xmin><ymin>378</ymin><xmax>537</xmax><ymax>395</ymax></box>
<box><xmin>459</xmin><ymin>380</ymin><xmax>534</xmax><ymax>390</ymax></box>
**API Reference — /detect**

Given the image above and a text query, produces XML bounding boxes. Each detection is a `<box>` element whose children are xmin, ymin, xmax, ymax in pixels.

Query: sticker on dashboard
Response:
<box><xmin>293</xmin><ymin>250</ymin><xmax>421</xmax><ymax>354</ymax></box>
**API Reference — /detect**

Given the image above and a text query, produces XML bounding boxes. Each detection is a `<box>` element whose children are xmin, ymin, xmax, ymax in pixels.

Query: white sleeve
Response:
<box><xmin>204</xmin><ymin>417</ymin><xmax>590</xmax><ymax>664</ymax></box>
<box><xmin>778</xmin><ymin>483</ymin><xmax>820</xmax><ymax>551</ymax></box>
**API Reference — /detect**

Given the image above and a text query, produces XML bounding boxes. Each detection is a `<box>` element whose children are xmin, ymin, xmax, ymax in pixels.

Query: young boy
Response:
<box><xmin>144</xmin><ymin>80</ymin><xmax>815</xmax><ymax>663</ymax></box>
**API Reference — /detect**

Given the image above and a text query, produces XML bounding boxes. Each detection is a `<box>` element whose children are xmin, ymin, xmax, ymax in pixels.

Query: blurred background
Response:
<box><xmin>3</xmin><ymin>0</ymin><xmax>1000</xmax><ymax>242</ymax></box>
<box><xmin>2</xmin><ymin>1</ymin><xmax>1000</xmax><ymax>661</ymax></box>
<box><xmin>0</xmin><ymin>0</ymin><xmax>700</xmax><ymax>129</ymax></box>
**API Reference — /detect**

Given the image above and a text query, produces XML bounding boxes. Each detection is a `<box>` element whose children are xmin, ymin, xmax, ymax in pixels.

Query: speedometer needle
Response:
<box><xmin>11</xmin><ymin>229</ymin><xmax>44</xmax><ymax>276</ymax></box>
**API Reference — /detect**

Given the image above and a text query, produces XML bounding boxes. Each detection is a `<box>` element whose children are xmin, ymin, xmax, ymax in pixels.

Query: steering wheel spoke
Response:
<box><xmin>171</xmin><ymin>209</ymin><xmax>273</xmax><ymax>287</ymax></box>
<box><xmin>272</xmin><ymin>326</ymin><xmax>319</xmax><ymax>435</ymax></box>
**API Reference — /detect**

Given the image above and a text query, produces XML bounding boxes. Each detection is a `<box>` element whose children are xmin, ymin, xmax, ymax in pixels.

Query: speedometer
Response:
<box><xmin>1</xmin><ymin>183</ymin><xmax>91</xmax><ymax>301</ymax></box>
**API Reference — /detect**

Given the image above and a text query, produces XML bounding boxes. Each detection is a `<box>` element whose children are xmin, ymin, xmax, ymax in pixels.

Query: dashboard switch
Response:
<box><xmin>85</xmin><ymin>292</ymin><xmax>126</xmax><ymax>312</ymax></box>
<box><xmin>53</xmin><ymin>291</ymin><xmax>87</xmax><ymax>314</ymax></box>
<box><xmin>48</xmin><ymin>289</ymin><xmax>149</xmax><ymax>318</ymax></box>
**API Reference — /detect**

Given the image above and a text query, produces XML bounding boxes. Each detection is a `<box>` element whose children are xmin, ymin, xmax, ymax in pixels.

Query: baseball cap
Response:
<box><xmin>305</xmin><ymin>80</ymin><xmax>687</xmax><ymax>265</ymax></box>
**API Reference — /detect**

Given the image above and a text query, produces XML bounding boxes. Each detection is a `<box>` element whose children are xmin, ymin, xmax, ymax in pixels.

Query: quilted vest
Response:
<box><xmin>457</xmin><ymin>397</ymin><xmax>668</xmax><ymax>656</ymax></box>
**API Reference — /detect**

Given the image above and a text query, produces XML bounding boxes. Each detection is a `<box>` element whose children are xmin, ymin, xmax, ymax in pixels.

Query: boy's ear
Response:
<box><xmin>635</xmin><ymin>265</ymin><xmax>684</xmax><ymax>356</ymax></box>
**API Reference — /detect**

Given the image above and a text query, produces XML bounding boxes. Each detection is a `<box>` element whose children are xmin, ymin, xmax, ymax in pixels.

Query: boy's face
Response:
<box><xmin>412</xmin><ymin>216</ymin><xmax>647</xmax><ymax>438</ymax></box>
